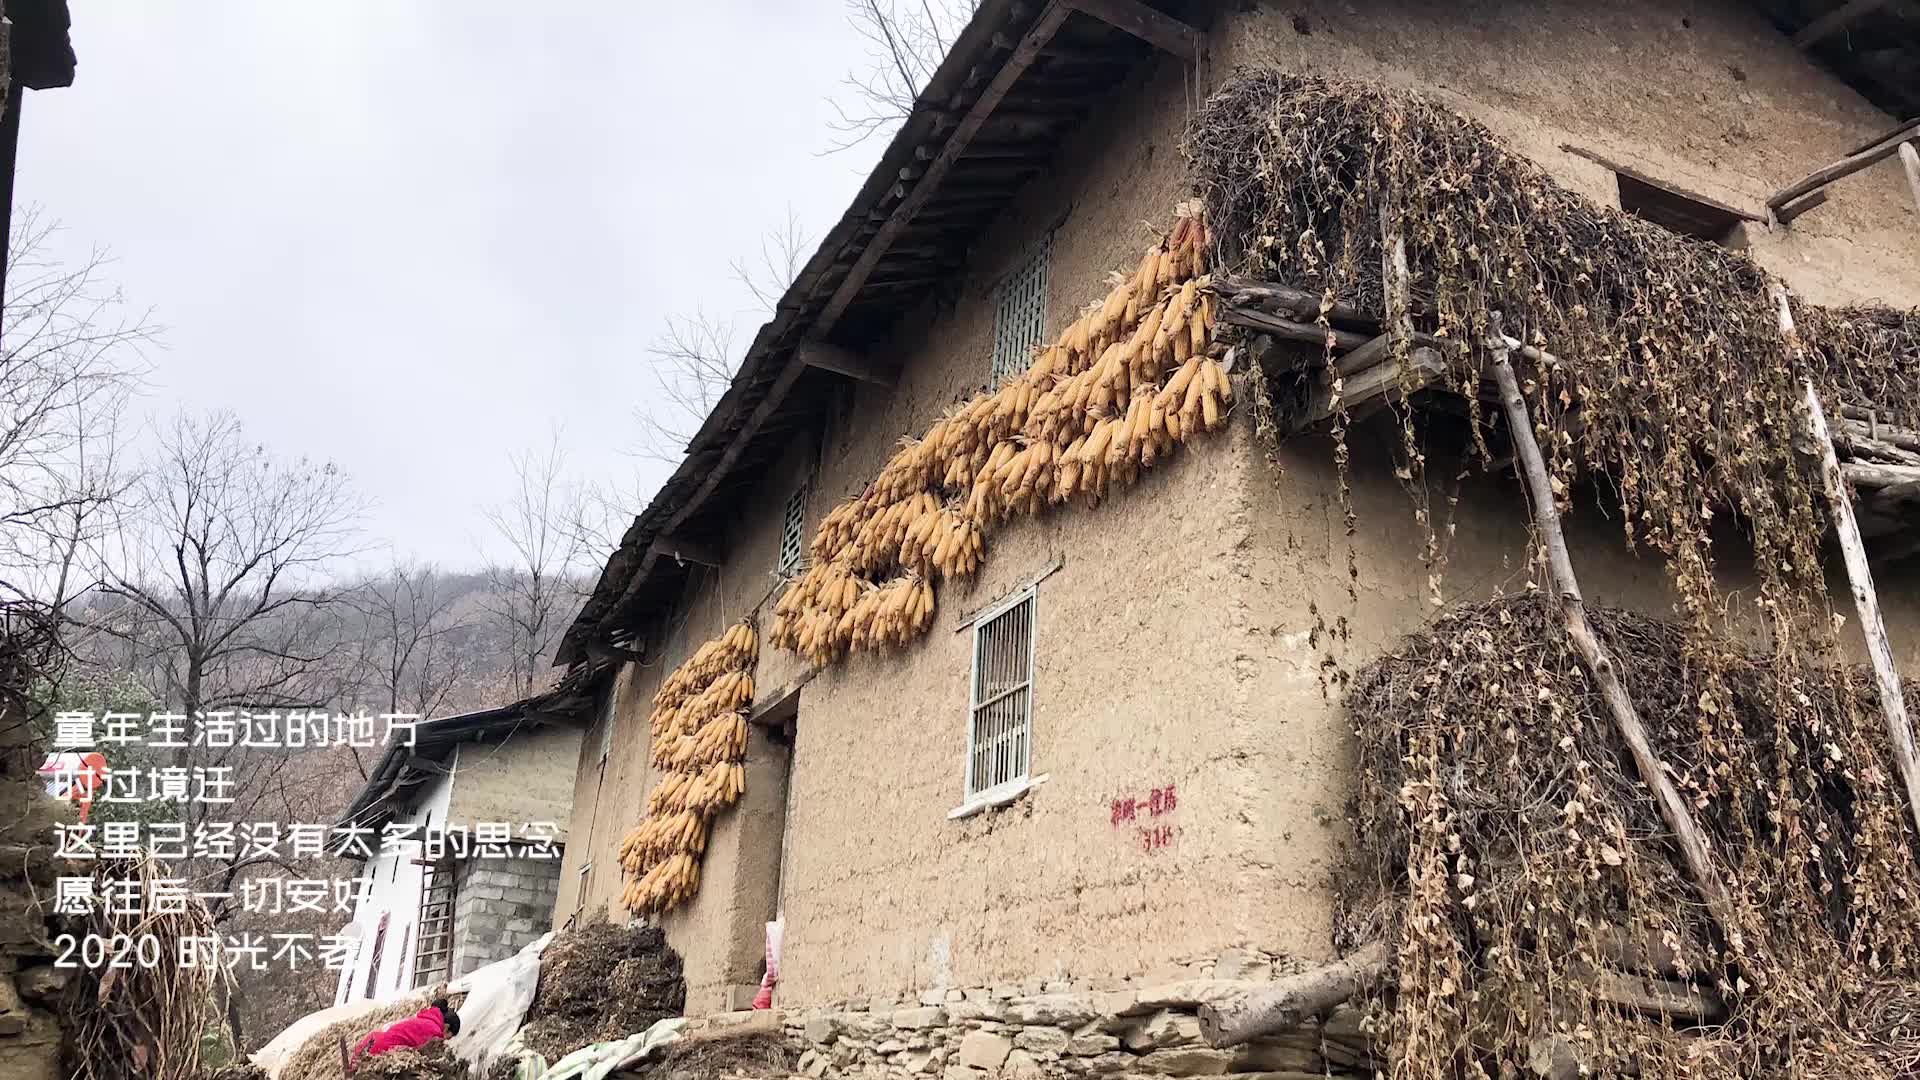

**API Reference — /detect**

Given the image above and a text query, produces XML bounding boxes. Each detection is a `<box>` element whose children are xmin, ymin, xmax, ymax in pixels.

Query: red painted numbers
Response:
<box><xmin>1111</xmin><ymin>783</ymin><xmax>1178</xmax><ymax>852</ymax></box>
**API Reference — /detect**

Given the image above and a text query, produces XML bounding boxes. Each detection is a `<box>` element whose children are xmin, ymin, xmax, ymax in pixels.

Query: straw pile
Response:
<box><xmin>67</xmin><ymin>853</ymin><xmax>223</xmax><ymax>1080</ymax></box>
<box><xmin>276</xmin><ymin>993</ymin><xmax>439</xmax><ymax>1080</ymax></box>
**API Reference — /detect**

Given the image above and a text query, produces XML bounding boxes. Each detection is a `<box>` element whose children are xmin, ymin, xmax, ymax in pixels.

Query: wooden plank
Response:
<box><xmin>1768</xmin><ymin>119</ymin><xmax>1920</xmax><ymax>208</ymax></box>
<box><xmin>1793</xmin><ymin>0</ymin><xmax>1888</xmax><ymax>47</ymax></box>
<box><xmin>798</xmin><ymin>341</ymin><xmax>898</xmax><ymax>388</ymax></box>
<box><xmin>1777</xmin><ymin>283</ymin><xmax>1920</xmax><ymax>842</ymax></box>
<box><xmin>1211</xmin><ymin>278</ymin><xmax>1370</xmax><ymax>325</ymax></box>
<box><xmin>1063</xmin><ymin>0</ymin><xmax>1203</xmax><ymax>58</ymax></box>
<box><xmin>1844</xmin><ymin>461</ymin><xmax>1920</xmax><ymax>488</ymax></box>
<box><xmin>1295</xmin><ymin>348</ymin><xmax>1446</xmax><ymax>428</ymax></box>
<box><xmin>1561</xmin><ymin>144</ymin><xmax>1763</xmax><ymax>221</ymax></box>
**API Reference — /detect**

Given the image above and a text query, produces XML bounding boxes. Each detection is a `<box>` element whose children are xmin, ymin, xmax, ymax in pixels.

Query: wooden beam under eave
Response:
<box><xmin>1794</xmin><ymin>0</ymin><xmax>1887</xmax><ymax>48</ymax></box>
<box><xmin>799</xmin><ymin>341</ymin><xmax>898</xmax><ymax>388</ymax></box>
<box><xmin>1064</xmin><ymin>0</ymin><xmax>1203</xmax><ymax>59</ymax></box>
<box><xmin>646</xmin><ymin>536</ymin><xmax>723</xmax><ymax>568</ymax></box>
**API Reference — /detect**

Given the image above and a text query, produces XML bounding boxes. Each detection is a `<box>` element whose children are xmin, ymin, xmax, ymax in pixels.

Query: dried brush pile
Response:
<box><xmin>1347</xmin><ymin>596</ymin><xmax>1920</xmax><ymax>1078</ymax></box>
<box><xmin>510</xmin><ymin>917</ymin><xmax>685</xmax><ymax>1062</ymax></box>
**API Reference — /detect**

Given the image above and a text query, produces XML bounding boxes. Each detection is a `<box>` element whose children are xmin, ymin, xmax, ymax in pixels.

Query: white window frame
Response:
<box><xmin>777</xmin><ymin>482</ymin><xmax>809</xmax><ymax>576</ymax></box>
<box><xmin>990</xmin><ymin>236</ymin><xmax>1050</xmax><ymax>388</ymax></box>
<box><xmin>960</xmin><ymin>583</ymin><xmax>1037</xmax><ymax>810</ymax></box>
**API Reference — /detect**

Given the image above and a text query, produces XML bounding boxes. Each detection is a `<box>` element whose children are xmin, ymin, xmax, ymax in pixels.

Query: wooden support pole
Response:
<box><xmin>1486</xmin><ymin>329</ymin><xmax>1739</xmax><ymax>940</ymax></box>
<box><xmin>1900</xmin><ymin>142</ymin><xmax>1920</xmax><ymax>217</ymax></box>
<box><xmin>1198</xmin><ymin>939</ymin><xmax>1389</xmax><ymax>1047</ymax></box>
<box><xmin>1768</xmin><ymin>119</ymin><xmax>1920</xmax><ymax>209</ymax></box>
<box><xmin>1773</xmin><ymin>284</ymin><xmax>1920</xmax><ymax>839</ymax></box>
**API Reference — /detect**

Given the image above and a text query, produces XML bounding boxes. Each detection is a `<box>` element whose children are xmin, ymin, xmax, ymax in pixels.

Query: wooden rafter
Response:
<box><xmin>1063</xmin><ymin>0</ymin><xmax>1203</xmax><ymax>59</ymax></box>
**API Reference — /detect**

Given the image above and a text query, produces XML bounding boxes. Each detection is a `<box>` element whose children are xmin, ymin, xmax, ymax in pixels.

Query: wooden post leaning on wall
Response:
<box><xmin>1772</xmin><ymin>283</ymin><xmax>1920</xmax><ymax>839</ymax></box>
<box><xmin>1485</xmin><ymin>322</ymin><xmax>1740</xmax><ymax>943</ymax></box>
<box><xmin>1900</xmin><ymin>142</ymin><xmax>1920</xmax><ymax>220</ymax></box>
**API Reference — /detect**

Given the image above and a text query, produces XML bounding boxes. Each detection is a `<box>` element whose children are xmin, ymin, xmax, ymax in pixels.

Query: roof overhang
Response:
<box><xmin>558</xmin><ymin>0</ymin><xmax>1207</xmax><ymax>666</ymax></box>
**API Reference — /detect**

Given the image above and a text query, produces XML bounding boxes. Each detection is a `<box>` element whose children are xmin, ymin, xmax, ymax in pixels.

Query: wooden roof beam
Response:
<box><xmin>646</xmin><ymin>536</ymin><xmax>723</xmax><ymax>568</ymax></box>
<box><xmin>1794</xmin><ymin>0</ymin><xmax>1888</xmax><ymax>48</ymax></box>
<box><xmin>799</xmin><ymin>341</ymin><xmax>898</xmax><ymax>388</ymax></box>
<box><xmin>1063</xmin><ymin>0</ymin><xmax>1203</xmax><ymax>59</ymax></box>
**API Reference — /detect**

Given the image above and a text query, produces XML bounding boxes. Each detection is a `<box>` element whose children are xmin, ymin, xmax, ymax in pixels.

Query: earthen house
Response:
<box><xmin>550</xmin><ymin>0</ymin><xmax>1920</xmax><ymax>1031</ymax></box>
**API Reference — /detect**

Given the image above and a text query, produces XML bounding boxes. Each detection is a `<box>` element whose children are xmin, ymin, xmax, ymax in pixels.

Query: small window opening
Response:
<box><xmin>1616</xmin><ymin>173</ymin><xmax>1743</xmax><ymax>245</ymax></box>
<box><xmin>991</xmin><ymin>237</ymin><xmax>1050</xmax><ymax>388</ymax></box>
<box><xmin>777</xmin><ymin>482</ymin><xmax>810</xmax><ymax>576</ymax></box>
<box><xmin>965</xmin><ymin>585</ymin><xmax>1036</xmax><ymax>801</ymax></box>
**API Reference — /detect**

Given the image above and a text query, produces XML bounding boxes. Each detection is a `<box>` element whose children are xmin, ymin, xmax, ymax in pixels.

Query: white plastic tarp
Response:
<box><xmin>448</xmin><ymin>931</ymin><xmax>553</xmax><ymax>1076</ymax></box>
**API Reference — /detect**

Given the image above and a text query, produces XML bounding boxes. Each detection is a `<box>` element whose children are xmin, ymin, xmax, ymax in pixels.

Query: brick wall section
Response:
<box><xmin>452</xmin><ymin>855</ymin><xmax>563</xmax><ymax>975</ymax></box>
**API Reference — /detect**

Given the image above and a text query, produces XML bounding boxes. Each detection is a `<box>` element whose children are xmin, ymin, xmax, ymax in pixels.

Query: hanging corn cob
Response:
<box><xmin>619</xmin><ymin>617</ymin><xmax>758</xmax><ymax>918</ymax></box>
<box><xmin>766</xmin><ymin>202</ymin><xmax>1227</xmax><ymax>673</ymax></box>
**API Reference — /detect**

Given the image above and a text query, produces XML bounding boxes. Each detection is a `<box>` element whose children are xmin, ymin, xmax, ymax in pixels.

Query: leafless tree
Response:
<box><xmin>90</xmin><ymin>410</ymin><xmax>365</xmax><ymax>750</ymax></box>
<box><xmin>349</xmin><ymin>560</ymin><xmax>471</xmax><ymax>728</ymax></box>
<box><xmin>481</xmin><ymin>435</ymin><xmax>590</xmax><ymax>696</ymax></box>
<box><xmin>0</xmin><ymin>210</ymin><xmax>150</xmax><ymax>734</ymax></box>
<box><xmin>826</xmin><ymin>0</ymin><xmax>973</xmax><ymax>153</ymax></box>
<box><xmin>633</xmin><ymin>214</ymin><xmax>812</xmax><ymax>464</ymax></box>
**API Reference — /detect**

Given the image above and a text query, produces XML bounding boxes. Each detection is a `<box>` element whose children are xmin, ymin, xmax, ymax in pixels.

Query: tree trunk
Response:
<box><xmin>1487</xmin><ymin>337</ymin><xmax>1739</xmax><ymax>942</ymax></box>
<box><xmin>1198</xmin><ymin>940</ymin><xmax>1389</xmax><ymax>1047</ymax></box>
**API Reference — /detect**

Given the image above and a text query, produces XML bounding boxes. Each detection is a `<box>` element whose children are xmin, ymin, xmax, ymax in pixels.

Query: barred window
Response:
<box><xmin>777</xmin><ymin>483</ymin><xmax>809</xmax><ymax>576</ymax></box>
<box><xmin>965</xmin><ymin>585</ymin><xmax>1036</xmax><ymax>801</ymax></box>
<box><xmin>991</xmin><ymin>237</ymin><xmax>1050</xmax><ymax>388</ymax></box>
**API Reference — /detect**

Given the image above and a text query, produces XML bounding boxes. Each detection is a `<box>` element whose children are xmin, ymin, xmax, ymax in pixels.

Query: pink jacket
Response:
<box><xmin>353</xmin><ymin>1006</ymin><xmax>446</xmax><ymax>1057</ymax></box>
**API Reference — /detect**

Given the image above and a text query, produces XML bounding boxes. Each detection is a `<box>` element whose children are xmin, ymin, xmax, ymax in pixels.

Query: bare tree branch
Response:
<box><xmin>824</xmin><ymin>0</ymin><xmax>972</xmax><ymax>154</ymax></box>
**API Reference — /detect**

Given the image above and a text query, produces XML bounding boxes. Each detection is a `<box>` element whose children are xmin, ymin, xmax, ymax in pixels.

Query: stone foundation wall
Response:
<box><xmin>0</xmin><ymin>752</ymin><xmax>70</xmax><ymax>1080</ymax></box>
<box><xmin>452</xmin><ymin>854</ymin><xmax>562</xmax><ymax>975</ymax></box>
<box><xmin>681</xmin><ymin>952</ymin><xmax>1380</xmax><ymax>1080</ymax></box>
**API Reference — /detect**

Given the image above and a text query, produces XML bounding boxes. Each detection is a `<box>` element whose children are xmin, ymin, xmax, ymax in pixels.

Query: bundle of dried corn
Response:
<box><xmin>769</xmin><ymin>205</ymin><xmax>1229</xmax><ymax>668</ymax></box>
<box><xmin>619</xmin><ymin>619</ymin><xmax>757</xmax><ymax>916</ymax></box>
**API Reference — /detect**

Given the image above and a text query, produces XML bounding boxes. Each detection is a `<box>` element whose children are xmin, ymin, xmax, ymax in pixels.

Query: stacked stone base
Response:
<box><xmin>682</xmin><ymin>964</ymin><xmax>1380</xmax><ymax>1080</ymax></box>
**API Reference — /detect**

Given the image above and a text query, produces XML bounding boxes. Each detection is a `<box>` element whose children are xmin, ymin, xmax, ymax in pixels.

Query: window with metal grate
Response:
<box><xmin>966</xmin><ymin>585</ymin><xmax>1036</xmax><ymax>801</ymax></box>
<box><xmin>991</xmin><ymin>236</ymin><xmax>1050</xmax><ymax>388</ymax></box>
<box><xmin>777</xmin><ymin>482</ymin><xmax>809</xmax><ymax>576</ymax></box>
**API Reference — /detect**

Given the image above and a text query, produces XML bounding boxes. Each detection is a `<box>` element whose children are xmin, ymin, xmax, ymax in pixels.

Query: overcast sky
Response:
<box><xmin>22</xmin><ymin>2</ymin><xmax>893</xmax><ymax>572</ymax></box>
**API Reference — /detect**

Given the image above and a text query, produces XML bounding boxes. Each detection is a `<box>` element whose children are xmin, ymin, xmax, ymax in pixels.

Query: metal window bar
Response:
<box><xmin>966</xmin><ymin>586</ymin><xmax>1036</xmax><ymax>800</ymax></box>
<box><xmin>991</xmin><ymin>237</ymin><xmax>1049</xmax><ymax>388</ymax></box>
<box><xmin>778</xmin><ymin>482</ymin><xmax>809</xmax><ymax>575</ymax></box>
